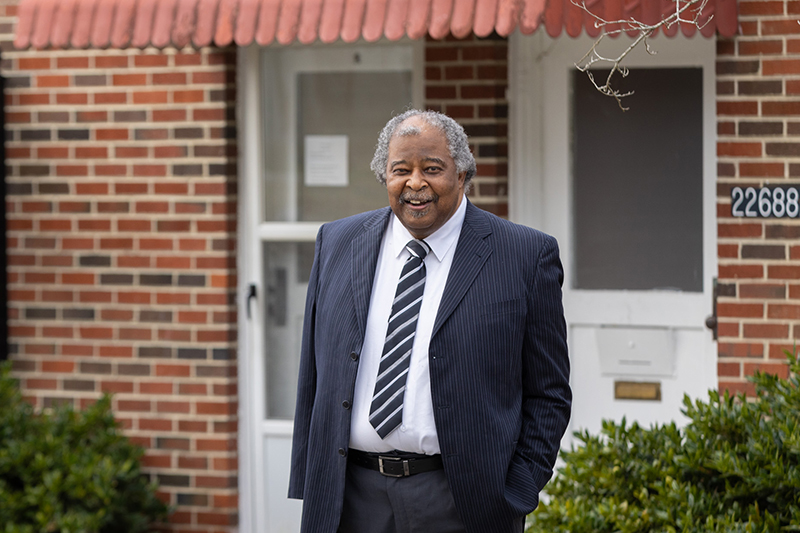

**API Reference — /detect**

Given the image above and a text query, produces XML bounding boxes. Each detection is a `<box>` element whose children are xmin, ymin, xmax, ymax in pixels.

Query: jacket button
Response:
<box><xmin>342</xmin><ymin>400</ymin><xmax>351</xmax><ymax>409</ymax></box>
<box><xmin>350</xmin><ymin>351</ymin><xmax>359</xmax><ymax>361</ymax></box>
<box><xmin>338</xmin><ymin>448</ymin><xmax>347</xmax><ymax>457</ymax></box>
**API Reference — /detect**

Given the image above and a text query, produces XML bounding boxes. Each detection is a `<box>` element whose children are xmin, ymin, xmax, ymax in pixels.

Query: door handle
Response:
<box><xmin>246</xmin><ymin>283</ymin><xmax>257</xmax><ymax>319</ymax></box>
<box><xmin>704</xmin><ymin>277</ymin><xmax>718</xmax><ymax>340</ymax></box>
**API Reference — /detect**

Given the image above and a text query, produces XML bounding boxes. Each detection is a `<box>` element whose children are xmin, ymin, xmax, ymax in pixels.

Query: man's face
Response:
<box><xmin>385</xmin><ymin>117</ymin><xmax>466</xmax><ymax>240</ymax></box>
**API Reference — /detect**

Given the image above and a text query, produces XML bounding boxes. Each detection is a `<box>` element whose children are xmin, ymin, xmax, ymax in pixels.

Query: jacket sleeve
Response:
<box><xmin>288</xmin><ymin>225</ymin><xmax>324</xmax><ymax>499</ymax></box>
<box><xmin>517</xmin><ymin>234</ymin><xmax>572</xmax><ymax>494</ymax></box>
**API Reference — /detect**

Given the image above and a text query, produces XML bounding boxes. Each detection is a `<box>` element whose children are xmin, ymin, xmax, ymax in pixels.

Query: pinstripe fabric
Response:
<box><xmin>289</xmin><ymin>201</ymin><xmax>572</xmax><ymax>533</ymax></box>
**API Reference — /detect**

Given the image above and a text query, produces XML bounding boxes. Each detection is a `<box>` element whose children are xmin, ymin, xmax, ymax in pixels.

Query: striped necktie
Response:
<box><xmin>369</xmin><ymin>239</ymin><xmax>430</xmax><ymax>439</ymax></box>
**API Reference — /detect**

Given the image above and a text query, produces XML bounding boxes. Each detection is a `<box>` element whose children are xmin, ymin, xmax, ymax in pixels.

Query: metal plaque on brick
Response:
<box><xmin>731</xmin><ymin>186</ymin><xmax>800</xmax><ymax>218</ymax></box>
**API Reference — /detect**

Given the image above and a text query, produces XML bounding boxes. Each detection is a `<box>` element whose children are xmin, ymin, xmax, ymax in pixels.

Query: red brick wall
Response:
<box><xmin>425</xmin><ymin>33</ymin><xmax>509</xmax><ymax>217</ymax></box>
<box><xmin>717</xmin><ymin>0</ymin><xmax>800</xmax><ymax>396</ymax></box>
<box><xmin>0</xmin><ymin>1</ymin><xmax>239</xmax><ymax>530</ymax></box>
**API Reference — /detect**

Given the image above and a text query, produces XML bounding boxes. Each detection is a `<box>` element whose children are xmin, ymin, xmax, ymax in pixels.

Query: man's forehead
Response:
<box><xmin>391</xmin><ymin>117</ymin><xmax>446</xmax><ymax>144</ymax></box>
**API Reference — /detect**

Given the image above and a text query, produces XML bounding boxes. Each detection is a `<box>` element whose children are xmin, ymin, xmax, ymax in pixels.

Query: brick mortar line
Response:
<box><xmin>8</xmin><ymin>327</ymin><xmax>238</xmax><ymax>334</ymax></box>
<box><xmin>6</xmin><ymin>243</ymin><xmax>235</xmax><ymax>248</ymax></box>
<box><xmin>8</xmin><ymin>154</ymin><xmax>235</xmax><ymax>159</ymax></box>
<box><xmin>17</xmin><ymin>371</ymin><xmax>237</xmax><ymax>377</ymax></box>
<box><xmin>3</xmin><ymin>89</ymin><xmax>237</xmax><ymax>97</ymax></box>
<box><xmin>12</xmin><ymin>312</ymin><xmax>238</xmax><ymax>318</ymax></box>
<box><xmin>20</xmin><ymin>358</ymin><xmax>239</xmax><ymax>364</ymax></box>
<box><xmin>6</xmin><ymin>228</ymin><xmax>237</xmax><ymax>234</ymax></box>
<box><xmin>7</xmin><ymin>152</ymin><xmax>233</xmax><ymax>157</ymax></box>
<box><xmin>717</xmin><ymin>158</ymin><xmax>800</xmax><ymax>161</ymax></box>
<box><xmin>6</xmin><ymin>142</ymin><xmax>236</xmax><ymax>147</ymax></box>
<box><xmin>4</xmin><ymin>179</ymin><xmax>235</xmax><ymax>185</ymax></box>
<box><xmin>717</xmin><ymin>255</ymin><xmax>800</xmax><ymax>261</ymax></box>
<box><xmin>141</xmin><ymin>468</ymin><xmax>240</xmax><ymax>475</ymax></box>
<box><xmin>5</xmin><ymin>108</ymin><xmax>235</xmax><ymax>115</ymax></box>
<box><xmin>9</xmin><ymin>270</ymin><xmax>236</xmax><ymax>274</ymax></box>
<box><xmin>717</xmin><ymin>99</ymin><xmax>800</xmax><ymax>102</ymax></box>
<box><xmin>6</xmin><ymin>229</ymin><xmax>235</xmax><ymax>233</ymax></box>
<box><xmin>6</xmin><ymin>256</ymin><xmax>235</xmax><ymax>261</ymax></box>
<box><xmin>5</xmin><ymin>121</ymin><xmax>236</xmax><ymax>127</ymax></box>
<box><xmin>7</xmin><ymin>64</ymin><xmax>235</xmax><ymax>70</ymax></box>
<box><xmin>32</xmin><ymin>392</ymin><xmax>236</xmax><ymax>402</ymax></box>
<box><xmin>5</xmin><ymin>89</ymin><xmax>235</xmax><ymax>93</ymax></box>
<box><xmin>721</xmin><ymin>299</ymin><xmax>797</xmax><ymax>304</ymax></box>
<box><xmin>9</xmin><ymin>166</ymin><xmax>231</xmax><ymax>171</ymax></box>
<box><xmin>5</xmin><ymin>160</ymin><xmax>234</xmax><ymax>166</ymax></box>
<box><xmin>3</xmin><ymin>57</ymin><xmax>237</xmax><ymax>66</ymax></box>
<box><xmin>7</xmin><ymin>141</ymin><xmax>236</xmax><ymax>145</ymax></box>
<box><xmin>10</xmin><ymin>303</ymin><xmax>235</xmax><ymax>308</ymax></box>
<box><xmin>8</xmin><ymin>304</ymin><xmax>236</xmax><ymax>311</ymax></box>
<box><xmin>13</xmin><ymin>305</ymin><xmax>235</xmax><ymax>312</ymax></box>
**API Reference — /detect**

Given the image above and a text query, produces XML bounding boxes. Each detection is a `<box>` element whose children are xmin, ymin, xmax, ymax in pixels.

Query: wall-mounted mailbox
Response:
<box><xmin>596</xmin><ymin>326</ymin><xmax>675</xmax><ymax>377</ymax></box>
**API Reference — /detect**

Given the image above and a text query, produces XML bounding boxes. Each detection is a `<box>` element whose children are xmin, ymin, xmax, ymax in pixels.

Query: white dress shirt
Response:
<box><xmin>349</xmin><ymin>197</ymin><xmax>467</xmax><ymax>454</ymax></box>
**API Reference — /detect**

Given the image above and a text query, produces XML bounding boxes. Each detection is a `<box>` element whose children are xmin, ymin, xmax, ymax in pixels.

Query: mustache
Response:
<box><xmin>400</xmin><ymin>192</ymin><xmax>438</xmax><ymax>204</ymax></box>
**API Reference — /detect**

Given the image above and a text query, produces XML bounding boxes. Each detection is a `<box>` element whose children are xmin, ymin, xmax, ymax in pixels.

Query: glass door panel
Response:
<box><xmin>572</xmin><ymin>68</ymin><xmax>703</xmax><ymax>292</ymax></box>
<box><xmin>263</xmin><ymin>241</ymin><xmax>314</xmax><ymax>420</ymax></box>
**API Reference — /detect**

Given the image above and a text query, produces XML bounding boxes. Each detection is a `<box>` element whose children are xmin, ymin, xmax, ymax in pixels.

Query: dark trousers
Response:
<box><xmin>338</xmin><ymin>459</ymin><xmax>467</xmax><ymax>533</ymax></box>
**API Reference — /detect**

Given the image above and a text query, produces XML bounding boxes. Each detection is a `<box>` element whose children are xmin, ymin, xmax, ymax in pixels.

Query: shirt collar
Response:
<box><xmin>389</xmin><ymin>195</ymin><xmax>467</xmax><ymax>262</ymax></box>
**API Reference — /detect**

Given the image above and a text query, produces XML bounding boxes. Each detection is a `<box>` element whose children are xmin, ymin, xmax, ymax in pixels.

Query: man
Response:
<box><xmin>289</xmin><ymin>110</ymin><xmax>571</xmax><ymax>533</ymax></box>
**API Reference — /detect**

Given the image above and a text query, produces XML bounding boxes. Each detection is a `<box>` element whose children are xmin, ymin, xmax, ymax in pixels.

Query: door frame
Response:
<box><xmin>508</xmin><ymin>32</ymin><xmax>718</xmax><ymax>442</ymax></box>
<box><xmin>237</xmin><ymin>41</ymin><xmax>424</xmax><ymax>532</ymax></box>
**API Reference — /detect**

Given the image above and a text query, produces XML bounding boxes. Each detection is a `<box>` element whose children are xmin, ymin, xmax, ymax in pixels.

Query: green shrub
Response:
<box><xmin>527</xmin><ymin>353</ymin><xmax>800</xmax><ymax>533</ymax></box>
<box><xmin>0</xmin><ymin>362</ymin><xmax>169</xmax><ymax>533</ymax></box>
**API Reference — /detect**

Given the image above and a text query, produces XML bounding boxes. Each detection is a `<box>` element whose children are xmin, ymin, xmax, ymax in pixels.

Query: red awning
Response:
<box><xmin>14</xmin><ymin>0</ymin><xmax>738</xmax><ymax>50</ymax></box>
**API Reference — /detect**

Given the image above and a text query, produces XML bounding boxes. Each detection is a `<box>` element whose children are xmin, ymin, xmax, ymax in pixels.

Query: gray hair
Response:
<box><xmin>370</xmin><ymin>109</ymin><xmax>477</xmax><ymax>188</ymax></box>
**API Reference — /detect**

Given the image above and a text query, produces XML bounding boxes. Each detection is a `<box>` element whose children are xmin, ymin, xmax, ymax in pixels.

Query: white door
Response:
<box><xmin>510</xmin><ymin>33</ymin><xmax>718</xmax><ymax>445</ymax></box>
<box><xmin>238</xmin><ymin>43</ymin><xmax>423</xmax><ymax>532</ymax></box>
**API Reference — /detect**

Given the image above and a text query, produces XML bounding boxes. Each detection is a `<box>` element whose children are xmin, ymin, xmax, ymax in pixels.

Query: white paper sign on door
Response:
<box><xmin>304</xmin><ymin>135</ymin><xmax>348</xmax><ymax>187</ymax></box>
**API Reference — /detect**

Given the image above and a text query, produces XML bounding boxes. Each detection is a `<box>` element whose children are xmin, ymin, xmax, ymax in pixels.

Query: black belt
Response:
<box><xmin>348</xmin><ymin>449</ymin><xmax>444</xmax><ymax>478</ymax></box>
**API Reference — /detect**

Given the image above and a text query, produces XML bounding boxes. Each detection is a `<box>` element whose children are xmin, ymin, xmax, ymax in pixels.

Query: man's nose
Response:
<box><xmin>407</xmin><ymin>168</ymin><xmax>426</xmax><ymax>189</ymax></box>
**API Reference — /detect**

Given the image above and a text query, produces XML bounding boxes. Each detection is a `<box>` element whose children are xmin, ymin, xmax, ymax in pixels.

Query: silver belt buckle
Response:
<box><xmin>378</xmin><ymin>456</ymin><xmax>410</xmax><ymax>477</ymax></box>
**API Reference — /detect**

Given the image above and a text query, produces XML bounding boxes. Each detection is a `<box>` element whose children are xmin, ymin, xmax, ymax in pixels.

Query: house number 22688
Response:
<box><xmin>731</xmin><ymin>186</ymin><xmax>800</xmax><ymax>218</ymax></box>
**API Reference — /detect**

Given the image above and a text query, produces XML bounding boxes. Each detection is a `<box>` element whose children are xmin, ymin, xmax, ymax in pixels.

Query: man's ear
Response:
<box><xmin>458</xmin><ymin>171</ymin><xmax>467</xmax><ymax>188</ymax></box>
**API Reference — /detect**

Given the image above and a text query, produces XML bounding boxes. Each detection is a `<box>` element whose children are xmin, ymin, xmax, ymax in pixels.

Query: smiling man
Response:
<box><xmin>289</xmin><ymin>110</ymin><xmax>572</xmax><ymax>533</ymax></box>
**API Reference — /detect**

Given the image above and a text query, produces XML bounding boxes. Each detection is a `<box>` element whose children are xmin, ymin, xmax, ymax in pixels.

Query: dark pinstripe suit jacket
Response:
<box><xmin>289</xmin><ymin>200</ymin><xmax>571</xmax><ymax>533</ymax></box>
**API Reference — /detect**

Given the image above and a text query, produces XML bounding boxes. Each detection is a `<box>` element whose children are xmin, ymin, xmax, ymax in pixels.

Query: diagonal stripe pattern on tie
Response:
<box><xmin>369</xmin><ymin>239</ymin><xmax>430</xmax><ymax>439</ymax></box>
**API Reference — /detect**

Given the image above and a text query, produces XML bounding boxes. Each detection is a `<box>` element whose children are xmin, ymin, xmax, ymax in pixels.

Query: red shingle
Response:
<box><xmin>14</xmin><ymin>0</ymin><xmax>737</xmax><ymax>49</ymax></box>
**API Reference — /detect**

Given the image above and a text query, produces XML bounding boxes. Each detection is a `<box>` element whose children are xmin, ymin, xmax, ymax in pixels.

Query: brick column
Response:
<box><xmin>717</xmin><ymin>0</ymin><xmax>800</xmax><ymax>395</ymax></box>
<box><xmin>0</xmin><ymin>2</ymin><xmax>239</xmax><ymax>529</ymax></box>
<box><xmin>425</xmin><ymin>33</ymin><xmax>509</xmax><ymax>217</ymax></box>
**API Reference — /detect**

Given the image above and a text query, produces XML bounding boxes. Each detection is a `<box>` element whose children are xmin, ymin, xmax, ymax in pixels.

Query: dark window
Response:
<box><xmin>572</xmin><ymin>68</ymin><xmax>704</xmax><ymax>292</ymax></box>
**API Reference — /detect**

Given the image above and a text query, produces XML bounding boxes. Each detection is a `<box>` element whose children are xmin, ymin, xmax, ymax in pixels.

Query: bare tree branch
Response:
<box><xmin>574</xmin><ymin>0</ymin><xmax>712</xmax><ymax>110</ymax></box>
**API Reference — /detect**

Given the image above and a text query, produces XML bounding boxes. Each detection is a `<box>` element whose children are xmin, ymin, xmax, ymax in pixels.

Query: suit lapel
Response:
<box><xmin>351</xmin><ymin>208</ymin><xmax>392</xmax><ymax>338</ymax></box>
<box><xmin>432</xmin><ymin>201</ymin><xmax>492</xmax><ymax>338</ymax></box>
